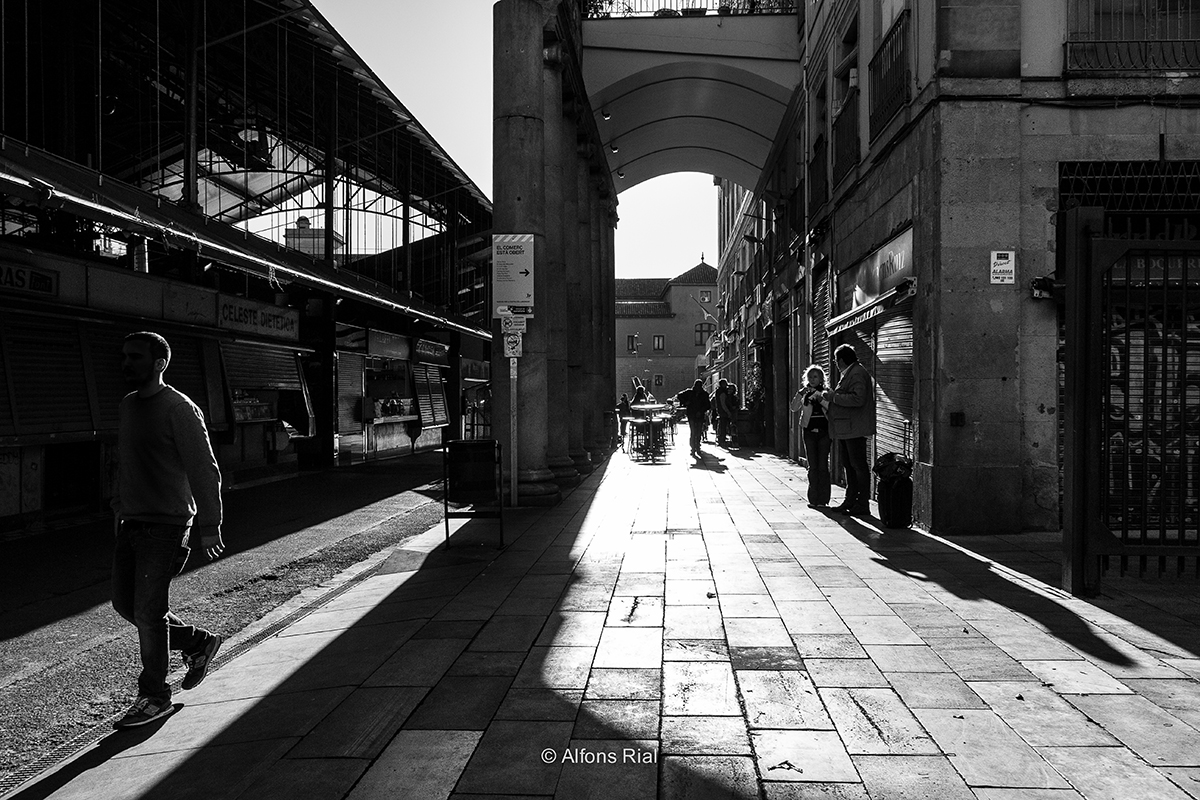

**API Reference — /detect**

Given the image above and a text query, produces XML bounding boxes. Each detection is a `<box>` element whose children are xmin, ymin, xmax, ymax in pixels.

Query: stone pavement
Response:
<box><xmin>6</xmin><ymin>442</ymin><xmax>1200</xmax><ymax>800</ymax></box>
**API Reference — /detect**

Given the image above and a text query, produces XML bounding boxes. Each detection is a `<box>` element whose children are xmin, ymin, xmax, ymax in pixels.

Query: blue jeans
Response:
<box><xmin>112</xmin><ymin>521</ymin><xmax>207</xmax><ymax>700</ymax></box>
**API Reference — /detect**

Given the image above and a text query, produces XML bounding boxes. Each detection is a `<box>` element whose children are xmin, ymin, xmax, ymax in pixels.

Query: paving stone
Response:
<box><xmin>1039</xmin><ymin>745</ymin><xmax>1194</xmax><ymax>800</ymax></box>
<box><xmin>720</xmin><ymin>594</ymin><xmax>781</xmax><ymax>617</ymax></box>
<box><xmin>821</xmin><ymin>588</ymin><xmax>894</xmax><ymax>617</ymax></box>
<box><xmin>454</xmin><ymin>721</ymin><xmax>571</xmax><ymax>795</ymax></box>
<box><xmin>510</xmin><ymin>573</ymin><xmax>572</xmax><ymax>598</ymax></box>
<box><xmin>497</xmin><ymin>594</ymin><xmax>561</xmax><ymax>616</ymax></box>
<box><xmin>559</xmin><ymin>585</ymin><xmax>620</xmax><ymax>611</ymax></box>
<box><xmin>791</xmin><ymin>635</ymin><xmax>868</xmax><ymax>659</ymax></box>
<box><xmin>970</xmin><ymin>681</ymin><xmax>1117</xmax><ymax>747</ymax></box>
<box><xmin>495</xmin><ymin>688</ymin><xmax>584</xmax><ymax>721</ymax></box>
<box><xmin>852</xmin><ymin>754</ymin><xmax>975</xmax><ymax>800</ymax></box>
<box><xmin>573</xmin><ymin>700</ymin><xmax>661</xmax><ymax>739</ymax></box>
<box><xmin>913</xmin><ymin>708</ymin><xmax>1070</xmax><ymax>788</ymax></box>
<box><xmin>512</xmin><ymin>645</ymin><xmax>596</xmax><ymax>689</ymax></box>
<box><xmin>1067</xmin><ymin>694</ymin><xmax>1200</xmax><ymax>766</ymax></box>
<box><xmin>238</xmin><ymin>758</ymin><xmax>367</xmax><ymax>800</ymax></box>
<box><xmin>730</xmin><ymin>646</ymin><xmax>803</xmax><ymax>670</ymax></box>
<box><xmin>969</xmin><ymin>618</ymin><xmax>1086</xmax><ymax>660</ymax></box>
<box><xmin>751</xmin><ymin>730</ymin><xmax>858</xmax><ymax>782</ymax></box>
<box><xmin>594</xmin><ymin>627</ymin><xmax>663</xmax><ymax>668</ymax></box>
<box><xmin>585</xmin><ymin>668</ymin><xmax>662</xmax><ymax>700</ymax></box>
<box><xmin>738</xmin><ymin>669</ymin><xmax>832</xmax><ymax>730</ymax></box>
<box><xmin>350</xmin><ymin>730</ymin><xmax>482</xmax><ymax>799</ymax></box>
<box><xmin>665</xmin><ymin>603</ymin><xmax>725</xmax><ymax>639</ymax></box>
<box><xmin>536</xmin><ymin>611</ymin><xmax>608</xmax><ymax>646</ymax></box>
<box><xmin>1161</xmin><ymin>768</ymin><xmax>1200</xmax><ymax>800</ymax></box>
<box><xmin>1084</xmin><ymin>632</ymin><xmax>1191</xmax><ymax>679</ymax></box>
<box><xmin>607</xmin><ymin>595</ymin><xmax>666</xmax><ymax>627</ymax></box>
<box><xmin>660</xmin><ymin>755</ymin><xmax>759</xmax><ymax>800</ymax></box>
<box><xmin>1126</xmin><ymin>679</ymin><xmax>1200</xmax><ymax>715</ymax></box>
<box><xmin>971</xmin><ymin>791</ymin><xmax>1084</xmax><ymax>800</ymax></box>
<box><xmin>1165</xmin><ymin>659</ymin><xmax>1200</xmax><ymax>680</ymax></box>
<box><xmin>661</xmin><ymin>715</ymin><xmax>753</xmax><ymax>755</ymax></box>
<box><xmin>804</xmin><ymin>659</ymin><xmax>888</xmax><ymax>688</ymax></box>
<box><xmin>470</xmin><ymin>615</ymin><xmax>550</xmax><ymax>652</ymax></box>
<box><xmin>286</xmin><ymin>687</ymin><xmax>425</xmax><ymax>758</ymax></box>
<box><xmin>820</xmin><ymin>688</ymin><xmax>939</xmax><ymax>755</ymax></box>
<box><xmin>924</xmin><ymin>637</ymin><xmax>1035</xmax><ymax>681</ymax></box>
<box><xmin>840</xmin><ymin>615</ymin><xmax>923</xmax><ymax>645</ymax></box>
<box><xmin>862</xmin><ymin>644</ymin><xmax>949</xmax><ymax>673</ymax></box>
<box><xmin>725</xmin><ymin>617</ymin><xmax>794</xmax><ymax>648</ymax></box>
<box><xmin>554</xmin><ymin>739</ymin><xmax>659</xmax><ymax>800</ymax></box>
<box><xmin>615</xmin><ymin>572</ymin><xmax>666</xmax><ymax>596</ymax></box>
<box><xmin>1021</xmin><ymin>660</ymin><xmax>1134</xmax><ymax>694</ymax></box>
<box><xmin>805</xmin><ymin>566</ymin><xmax>869</xmax><ymax>589</ymax></box>
<box><xmin>447</xmin><ymin>651</ymin><xmax>528</xmax><ymax>677</ymax></box>
<box><xmin>772</xmin><ymin>604</ymin><xmax>849</xmax><ymax>633</ymax></box>
<box><xmin>411</xmin><ymin>619</ymin><xmax>487</xmax><ymax>639</ymax></box>
<box><xmin>404</xmin><ymin>675</ymin><xmax>513</xmax><ymax>730</ymax></box>
<box><xmin>762</xmin><ymin>576</ymin><xmax>826</xmax><ymax>602</ymax></box>
<box><xmin>886</xmin><ymin>672</ymin><xmax>987</xmax><ymax>709</ymax></box>
<box><xmin>364</xmin><ymin>637</ymin><xmax>470</xmax><ymax>687</ymax></box>
<box><xmin>664</xmin><ymin>661</ymin><xmax>741</xmax><ymax>716</ymax></box>
<box><xmin>763</xmin><ymin>784</ymin><xmax>870</xmax><ymax>800</ymax></box>
<box><xmin>665</xmin><ymin>638</ymin><xmax>731</xmax><ymax>661</ymax></box>
<box><xmin>665</xmin><ymin>579</ymin><xmax>720</xmax><ymax>605</ymax></box>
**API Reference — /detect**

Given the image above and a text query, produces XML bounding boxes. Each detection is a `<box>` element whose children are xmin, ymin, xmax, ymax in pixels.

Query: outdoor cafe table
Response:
<box><xmin>629</xmin><ymin>403</ymin><xmax>671</xmax><ymax>459</ymax></box>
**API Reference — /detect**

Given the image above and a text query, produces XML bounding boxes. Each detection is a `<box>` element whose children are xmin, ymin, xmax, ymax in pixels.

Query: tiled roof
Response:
<box><xmin>616</xmin><ymin>301</ymin><xmax>673</xmax><ymax>317</ymax></box>
<box><xmin>615</xmin><ymin>278</ymin><xmax>670</xmax><ymax>300</ymax></box>
<box><xmin>670</xmin><ymin>262</ymin><xmax>717</xmax><ymax>285</ymax></box>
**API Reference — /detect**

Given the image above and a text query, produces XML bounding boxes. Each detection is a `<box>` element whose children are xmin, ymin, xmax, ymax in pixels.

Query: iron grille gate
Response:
<box><xmin>1065</xmin><ymin>223</ymin><xmax>1200</xmax><ymax>592</ymax></box>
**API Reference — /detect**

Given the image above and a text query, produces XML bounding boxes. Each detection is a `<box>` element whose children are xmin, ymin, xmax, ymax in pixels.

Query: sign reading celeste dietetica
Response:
<box><xmin>492</xmin><ymin>233</ymin><xmax>535</xmax><ymax>318</ymax></box>
<box><xmin>217</xmin><ymin>294</ymin><xmax>300</xmax><ymax>341</ymax></box>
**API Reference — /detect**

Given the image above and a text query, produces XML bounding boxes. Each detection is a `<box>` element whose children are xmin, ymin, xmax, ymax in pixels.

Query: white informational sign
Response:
<box><xmin>493</xmin><ymin>233</ymin><xmax>535</xmax><ymax>317</ymax></box>
<box><xmin>503</xmin><ymin>331</ymin><xmax>523</xmax><ymax>358</ymax></box>
<box><xmin>990</xmin><ymin>250</ymin><xmax>1016</xmax><ymax>284</ymax></box>
<box><xmin>500</xmin><ymin>315</ymin><xmax>527</xmax><ymax>334</ymax></box>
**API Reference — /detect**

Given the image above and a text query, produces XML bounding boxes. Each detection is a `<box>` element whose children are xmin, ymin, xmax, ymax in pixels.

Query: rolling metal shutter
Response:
<box><xmin>221</xmin><ymin>342</ymin><xmax>302</xmax><ymax>391</ymax></box>
<box><xmin>337</xmin><ymin>351</ymin><xmax>364</xmax><ymax>438</ymax></box>
<box><xmin>164</xmin><ymin>335</ymin><xmax>212</xmax><ymax>425</ymax></box>
<box><xmin>1</xmin><ymin>315</ymin><xmax>91</xmax><ymax>434</ymax></box>
<box><xmin>414</xmin><ymin>364</ymin><xmax>449</xmax><ymax>428</ymax></box>
<box><xmin>873</xmin><ymin>306</ymin><xmax>915</xmax><ymax>460</ymax></box>
<box><xmin>0</xmin><ymin>327</ymin><xmax>14</xmax><ymax>438</ymax></box>
<box><xmin>83</xmin><ymin>324</ymin><xmax>130</xmax><ymax>431</ymax></box>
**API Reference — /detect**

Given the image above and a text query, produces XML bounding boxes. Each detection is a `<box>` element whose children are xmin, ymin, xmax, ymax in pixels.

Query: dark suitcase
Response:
<box><xmin>877</xmin><ymin>475</ymin><xmax>913</xmax><ymax>528</ymax></box>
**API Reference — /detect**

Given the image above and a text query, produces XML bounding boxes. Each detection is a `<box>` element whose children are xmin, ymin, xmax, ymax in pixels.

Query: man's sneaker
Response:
<box><xmin>181</xmin><ymin>633</ymin><xmax>222</xmax><ymax>690</ymax></box>
<box><xmin>114</xmin><ymin>696</ymin><xmax>175</xmax><ymax>729</ymax></box>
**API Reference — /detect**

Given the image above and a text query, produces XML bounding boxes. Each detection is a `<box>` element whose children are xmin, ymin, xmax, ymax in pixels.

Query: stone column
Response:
<box><xmin>605</xmin><ymin>206</ymin><xmax>618</xmax><ymax>444</ymax></box>
<box><xmin>494</xmin><ymin>0</ymin><xmax>559</xmax><ymax>505</ymax></box>
<box><xmin>568</xmin><ymin>149</ymin><xmax>593</xmax><ymax>473</ymax></box>
<box><xmin>542</xmin><ymin>40</ymin><xmax>578</xmax><ymax>487</ymax></box>
<box><xmin>585</xmin><ymin>178</ymin><xmax>605</xmax><ymax>461</ymax></box>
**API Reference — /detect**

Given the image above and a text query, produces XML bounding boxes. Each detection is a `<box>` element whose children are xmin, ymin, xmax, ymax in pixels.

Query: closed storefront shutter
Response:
<box><xmin>165</xmin><ymin>335</ymin><xmax>212</xmax><ymax>425</ymax></box>
<box><xmin>873</xmin><ymin>307</ymin><xmax>915</xmax><ymax>460</ymax></box>
<box><xmin>0</xmin><ymin>330</ymin><xmax>14</xmax><ymax>438</ymax></box>
<box><xmin>812</xmin><ymin>267</ymin><xmax>831</xmax><ymax>375</ymax></box>
<box><xmin>1</xmin><ymin>315</ymin><xmax>91</xmax><ymax>434</ymax></box>
<box><xmin>221</xmin><ymin>342</ymin><xmax>302</xmax><ymax>390</ymax></box>
<box><xmin>337</xmin><ymin>352</ymin><xmax>364</xmax><ymax>435</ymax></box>
<box><xmin>83</xmin><ymin>325</ymin><xmax>130</xmax><ymax>431</ymax></box>
<box><xmin>413</xmin><ymin>364</ymin><xmax>449</xmax><ymax>428</ymax></box>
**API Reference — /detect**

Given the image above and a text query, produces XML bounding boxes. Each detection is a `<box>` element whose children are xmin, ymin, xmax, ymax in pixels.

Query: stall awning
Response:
<box><xmin>0</xmin><ymin>146</ymin><xmax>491</xmax><ymax>340</ymax></box>
<box><xmin>825</xmin><ymin>279</ymin><xmax>916</xmax><ymax>336</ymax></box>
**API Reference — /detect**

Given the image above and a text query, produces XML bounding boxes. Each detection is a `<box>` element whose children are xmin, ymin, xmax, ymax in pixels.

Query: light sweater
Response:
<box><xmin>113</xmin><ymin>385</ymin><xmax>223</xmax><ymax>535</ymax></box>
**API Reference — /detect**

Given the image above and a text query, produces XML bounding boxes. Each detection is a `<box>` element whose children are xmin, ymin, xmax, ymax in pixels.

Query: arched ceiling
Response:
<box><xmin>582</xmin><ymin>14</ymin><xmax>801</xmax><ymax>193</ymax></box>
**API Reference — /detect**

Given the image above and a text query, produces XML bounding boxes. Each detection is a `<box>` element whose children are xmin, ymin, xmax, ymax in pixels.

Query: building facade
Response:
<box><xmin>615</xmin><ymin>261</ymin><xmax>718</xmax><ymax>401</ymax></box>
<box><xmin>714</xmin><ymin>0</ymin><xmax>1200</xmax><ymax>585</ymax></box>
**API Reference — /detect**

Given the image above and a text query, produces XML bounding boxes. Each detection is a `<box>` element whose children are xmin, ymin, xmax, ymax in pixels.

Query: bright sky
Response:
<box><xmin>314</xmin><ymin>1</ymin><xmax>719</xmax><ymax>281</ymax></box>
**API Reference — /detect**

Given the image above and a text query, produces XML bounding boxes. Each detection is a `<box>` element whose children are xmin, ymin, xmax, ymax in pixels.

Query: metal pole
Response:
<box><xmin>510</xmin><ymin>356</ymin><xmax>519</xmax><ymax>506</ymax></box>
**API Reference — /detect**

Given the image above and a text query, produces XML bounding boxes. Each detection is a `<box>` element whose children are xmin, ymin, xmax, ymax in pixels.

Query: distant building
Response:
<box><xmin>615</xmin><ymin>259</ymin><xmax>717</xmax><ymax>402</ymax></box>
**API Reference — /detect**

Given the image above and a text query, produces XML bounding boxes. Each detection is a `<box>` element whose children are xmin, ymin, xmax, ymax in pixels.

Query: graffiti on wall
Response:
<box><xmin>1103</xmin><ymin>302</ymin><xmax>1200</xmax><ymax>536</ymax></box>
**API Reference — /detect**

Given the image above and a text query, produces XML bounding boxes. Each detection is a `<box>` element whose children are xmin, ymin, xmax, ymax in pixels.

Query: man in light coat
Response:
<box><xmin>822</xmin><ymin>344</ymin><xmax>876</xmax><ymax>515</ymax></box>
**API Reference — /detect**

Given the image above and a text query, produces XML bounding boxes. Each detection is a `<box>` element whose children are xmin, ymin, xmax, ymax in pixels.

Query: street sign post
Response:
<box><xmin>493</xmin><ymin>234</ymin><xmax>535</xmax><ymax>318</ymax></box>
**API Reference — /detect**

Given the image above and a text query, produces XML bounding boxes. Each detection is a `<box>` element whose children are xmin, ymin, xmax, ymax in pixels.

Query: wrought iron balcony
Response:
<box><xmin>584</xmin><ymin>0</ymin><xmax>796</xmax><ymax>18</ymax></box>
<box><xmin>1067</xmin><ymin>0</ymin><xmax>1200</xmax><ymax>71</ymax></box>
<box><xmin>831</xmin><ymin>88</ymin><xmax>860</xmax><ymax>187</ymax></box>
<box><xmin>868</xmin><ymin>9</ymin><xmax>911</xmax><ymax>141</ymax></box>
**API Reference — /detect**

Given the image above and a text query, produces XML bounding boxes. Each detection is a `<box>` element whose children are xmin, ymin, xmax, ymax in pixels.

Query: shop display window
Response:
<box><xmin>365</xmin><ymin>357</ymin><xmax>418</xmax><ymax>422</ymax></box>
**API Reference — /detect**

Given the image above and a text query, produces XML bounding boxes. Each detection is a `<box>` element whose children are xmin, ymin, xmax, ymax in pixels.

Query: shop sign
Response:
<box><xmin>415</xmin><ymin>338</ymin><xmax>450</xmax><ymax>366</ymax></box>
<box><xmin>0</xmin><ymin>264</ymin><xmax>58</xmax><ymax>298</ymax></box>
<box><xmin>217</xmin><ymin>295</ymin><xmax>300</xmax><ymax>341</ymax></box>
<box><xmin>827</xmin><ymin>303</ymin><xmax>886</xmax><ymax>335</ymax></box>
<box><xmin>837</xmin><ymin>227</ymin><xmax>913</xmax><ymax>314</ymax></box>
<box><xmin>368</xmin><ymin>329</ymin><xmax>411</xmax><ymax>359</ymax></box>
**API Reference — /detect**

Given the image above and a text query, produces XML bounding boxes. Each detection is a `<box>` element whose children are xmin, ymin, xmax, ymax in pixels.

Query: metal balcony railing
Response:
<box><xmin>869</xmin><ymin>9</ymin><xmax>912</xmax><ymax>140</ymax></box>
<box><xmin>1067</xmin><ymin>0</ymin><xmax>1200</xmax><ymax>70</ymax></box>
<box><xmin>831</xmin><ymin>88</ymin><xmax>860</xmax><ymax>186</ymax></box>
<box><xmin>585</xmin><ymin>0</ymin><xmax>796</xmax><ymax>18</ymax></box>
<box><xmin>808</xmin><ymin>135</ymin><xmax>828</xmax><ymax>210</ymax></box>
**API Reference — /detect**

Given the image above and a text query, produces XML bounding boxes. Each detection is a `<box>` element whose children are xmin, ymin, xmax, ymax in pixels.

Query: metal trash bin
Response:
<box><xmin>443</xmin><ymin>439</ymin><xmax>504</xmax><ymax>547</ymax></box>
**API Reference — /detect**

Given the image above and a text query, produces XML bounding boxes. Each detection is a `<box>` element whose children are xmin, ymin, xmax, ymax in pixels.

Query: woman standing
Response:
<box><xmin>791</xmin><ymin>365</ymin><xmax>832</xmax><ymax>508</ymax></box>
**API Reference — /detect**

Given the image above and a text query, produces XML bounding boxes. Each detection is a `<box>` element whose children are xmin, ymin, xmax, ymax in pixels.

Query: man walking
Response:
<box><xmin>111</xmin><ymin>331</ymin><xmax>225</xmax><ymax>728</ymax></box>
<box><xmin>678</xmin><ymin>379</ymin><xmax>711</xmax><ymax>457</ymax></box>
<box><xmin>712</xmin><ymin>378</ymin><xmax>736</xmax><ymax>446</ymax></box>
<box><xmin>823</xmin><ymin>344</ymin><xmax>876</xmax><ymax>516</ymax></box>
